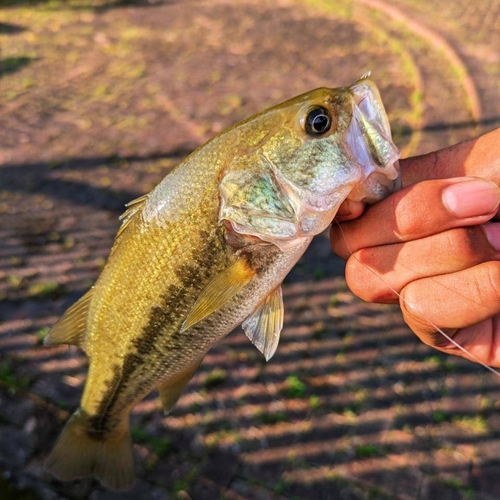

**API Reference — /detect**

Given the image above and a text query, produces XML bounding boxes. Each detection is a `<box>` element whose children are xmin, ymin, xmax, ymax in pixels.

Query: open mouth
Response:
<box><xmin>345</xmin><ymin>77</ymin><xmax>401</xmax><ymax>203</ymax></box>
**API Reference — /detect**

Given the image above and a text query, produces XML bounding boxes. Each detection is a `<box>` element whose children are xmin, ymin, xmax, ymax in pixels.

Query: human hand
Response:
<box><xmin>332</xmin><ymin>128</ymin><xmax>500</xmax><ymax>366</ymax></box>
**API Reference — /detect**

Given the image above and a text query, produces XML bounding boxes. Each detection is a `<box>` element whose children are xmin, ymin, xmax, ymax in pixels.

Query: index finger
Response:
<box><xmin>331</xmin><ymin>177</ymin><xmax>500</xmax><ymax>260</ymax></box>
<box><xmin>401</xmin><ymin>128</ymin><xmax>500</xmax><ymax>186</ymax></box>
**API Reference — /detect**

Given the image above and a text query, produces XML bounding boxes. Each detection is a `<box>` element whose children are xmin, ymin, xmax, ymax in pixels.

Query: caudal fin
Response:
<box><xmin>46</xmin><ymin>409</ymin><xmax>135</xmax><ymax>491</ymax></box>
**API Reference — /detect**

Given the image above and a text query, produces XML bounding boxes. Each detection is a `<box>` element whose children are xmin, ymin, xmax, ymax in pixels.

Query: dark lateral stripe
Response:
<box><xmin>88</xmin><ymin>227</ymin><xmax>227</xmax><ymax>435</ymax></box>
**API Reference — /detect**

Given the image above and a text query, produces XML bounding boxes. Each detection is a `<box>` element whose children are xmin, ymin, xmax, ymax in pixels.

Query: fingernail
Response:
<box><xmin>443</xmin><ymin>179</ymin><xmax>500</xmax><ymax>218</ymax></box>
<box><xmin>483</xmin><ymin>223</ymin><xmax>500</xmax><ymax>251</ymax></box>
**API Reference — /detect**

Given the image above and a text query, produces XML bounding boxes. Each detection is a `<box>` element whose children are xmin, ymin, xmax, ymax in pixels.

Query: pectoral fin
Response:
<box><xmin>158</xmin><ymin>358</ymin><xmax>203</xmax><ymax>414</ymax></box>
<box><xmin>44</xmin><ymin>288</ymin><xmax>93</xmax><ymax>350</ymax></box>
<box><xmin>242</xmin><ymin>286</ymin><xmax>284</xmax><ymax>361</ymax></box>
<box><xmin>181</xmin><ymin>258</ymin><xmax>256</xmax><ymax>332</ymax></box>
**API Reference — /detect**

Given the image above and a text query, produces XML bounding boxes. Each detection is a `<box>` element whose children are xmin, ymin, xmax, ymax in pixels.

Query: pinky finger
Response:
<box><xmin>399</xmin><ymin>262</ymin><xmax>500</xmax><ymax>366</ymax></box>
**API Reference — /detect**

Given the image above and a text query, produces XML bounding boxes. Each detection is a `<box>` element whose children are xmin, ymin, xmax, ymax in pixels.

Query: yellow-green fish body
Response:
<box><xmin>45</xmin><ymin>76</ymin><xmax>400</xmax><ymax>490</ymax></box>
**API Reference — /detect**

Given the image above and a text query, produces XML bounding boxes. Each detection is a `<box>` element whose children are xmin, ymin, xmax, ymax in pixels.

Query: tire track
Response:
<box><xmin>358</xmin><ymin>0</ymin><xmax>482</xmax><ymax>124</ymax></box>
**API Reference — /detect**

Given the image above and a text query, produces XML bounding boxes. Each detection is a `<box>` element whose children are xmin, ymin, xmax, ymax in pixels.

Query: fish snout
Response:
<box><xmin>346</xmin><ymin>78</ymin><xmax>401</xmax><ymax>203</ymax></box>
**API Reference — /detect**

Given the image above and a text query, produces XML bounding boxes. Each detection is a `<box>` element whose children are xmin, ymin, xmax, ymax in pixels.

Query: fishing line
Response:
<box><xmin>334</xmin><ymin>220</ymin><xmax>500</xmax><ymax>379</ymax></box>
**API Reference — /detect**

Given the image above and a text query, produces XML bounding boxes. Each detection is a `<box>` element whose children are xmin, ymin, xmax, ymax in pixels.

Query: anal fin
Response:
<box><xmin>158</xmin><ymin>358</ymin><xmax>203</xmax><ymax>414</ymax></box>
<box><xmin>181</xmin><ymin>258</ymin><xmax>256</xmax><ymax>332</ymax></box>
<box><xmin>44</xmin><ymin>288</ymin><xmax>93</xmax><ymax>350</ymax></box>
<box><xmin>242</xmin><ymin>286</ymin><xmax>284</xmax><ymax>361</ymax></box>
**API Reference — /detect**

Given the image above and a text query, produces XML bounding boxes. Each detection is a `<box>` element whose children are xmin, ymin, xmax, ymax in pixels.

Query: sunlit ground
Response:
<box><xmin>1</xmin><ymin>0</ymin><xmax>500</xmax><ymax>498</ymax></box>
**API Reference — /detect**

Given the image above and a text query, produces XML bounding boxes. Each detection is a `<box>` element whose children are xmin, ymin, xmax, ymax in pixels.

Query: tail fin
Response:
<box><xmin>45</xmin><ymin>409</ymin><xmax>135</xmax><ymax>491</ymax></box>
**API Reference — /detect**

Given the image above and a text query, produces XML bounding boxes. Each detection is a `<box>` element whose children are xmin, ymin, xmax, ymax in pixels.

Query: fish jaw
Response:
<box><xmin>344</xmin><ymin>77</ymin><xmax>401</xmax><ymax>204</ymax></box>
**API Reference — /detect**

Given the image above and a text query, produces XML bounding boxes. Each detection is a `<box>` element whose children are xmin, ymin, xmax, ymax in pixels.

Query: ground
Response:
<box><xmin>1</xmin><ymin>0</ymin><xmax>500</xmax><ymax>499</ymax></box>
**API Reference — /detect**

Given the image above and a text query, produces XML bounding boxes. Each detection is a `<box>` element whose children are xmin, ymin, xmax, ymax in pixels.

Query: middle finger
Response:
<box><xmin>344</xmin><ymin>223</ymin><xmax>500</xmax><ymax>303</ymax></box>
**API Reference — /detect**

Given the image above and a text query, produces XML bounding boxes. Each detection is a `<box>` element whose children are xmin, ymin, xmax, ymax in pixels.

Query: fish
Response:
<box><xmin>44</xmin><ymin>75</ymin><xmax>400</xmax><ymax>491</ymax></box>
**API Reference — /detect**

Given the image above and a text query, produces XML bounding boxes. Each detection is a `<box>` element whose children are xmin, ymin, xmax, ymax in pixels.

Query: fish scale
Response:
<box><xmin>44</xmin><ymin>76</ymin><xmax>400</xmax><ymax>491</ymax></box>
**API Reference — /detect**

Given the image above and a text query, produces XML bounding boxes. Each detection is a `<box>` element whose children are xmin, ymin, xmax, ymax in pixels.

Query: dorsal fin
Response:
<box><xmin>44</xmin><ymin>288</ymin><xmax>93</xmax><ymax>350</ymax></box>
<box><xmin>117</xmin><ymin>194</ymin><xmax>149</xmax><ymax>238</ymax></box>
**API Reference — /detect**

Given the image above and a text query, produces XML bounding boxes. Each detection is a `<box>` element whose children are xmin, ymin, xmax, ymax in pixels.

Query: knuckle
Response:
<box><xmin>393</xmin><ymin>199</ymin><xmax>426</xmax><ymax>240</ymax></box>
<box><xmin>330</xmin><ymin>226</ymin><xmax>350</xmax><ymax>259</ymax></box>
<box><xmin>392</xmin><ymin>182</ymin><xmax>440</xmax><ymax>239</ymax></box>
<box><xmin>345</xmin><ymin>251</ymin><xmax>395</xmax><ymax>303</ymax></box>
<box><xmin>399</xmin><ymin>283</ymin><xmax>419</xmax><ymax>320</ymax></box>
<box><xmin>392</xmin><ymin>180</ymin><xmax>452</xmax><ymax>241</ymax></box>
<box><xmin>445</xmin><ymin>227</ymin><xmax>481</xmax><ymax>261</ymax></box>
<box><xmin>345</xmin><ymin>255</ymin><xmax>374</xmax><ymax>301</ymax></box>
<box><xmin>399</xmin><ymin>283</ymin><xmax>440</xmax><ymax>346</ymax></box>
<box><xmin>483</xmin><ymin>261</ymin><xmax>500</xmax><ymax>303</ymax></box>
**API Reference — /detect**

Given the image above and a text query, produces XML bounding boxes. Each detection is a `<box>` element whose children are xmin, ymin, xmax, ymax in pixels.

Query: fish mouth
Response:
<box><xmin>345</xmin><ymin>76</ymin><xmax>401</xmax><ymax>204</ymax></box>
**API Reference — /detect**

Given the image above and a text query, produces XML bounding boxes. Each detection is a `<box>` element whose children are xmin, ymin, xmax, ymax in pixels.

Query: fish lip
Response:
<box><xmin>345</xmin><ymin>78</ymin><xmax>401</xmax><ymax>202</ymax></box>
<box><xmin>345</xmin><ymin>161</ymin><xmax>400</xmax><ymax>204</ymax></box>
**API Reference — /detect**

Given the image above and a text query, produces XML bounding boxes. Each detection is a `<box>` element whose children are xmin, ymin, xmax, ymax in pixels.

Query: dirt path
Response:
<box><xmin>1</xmin><ymin>0</ymin><xmax>500</xmax><ymax>498</ymax></box>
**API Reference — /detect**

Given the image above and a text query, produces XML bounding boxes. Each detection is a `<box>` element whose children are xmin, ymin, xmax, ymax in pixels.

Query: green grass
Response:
<box><xmin>441</xmin><ymin>477</ymin><xmax>474</xmax><ymax>497</ymax></box>
<box><xmin>0</xmin><ymin>361</ymin><xmax>32</xmax><ymax>391</ymax></box>
<box><xmin>285</xmin><ymin>375</ymin><xmax>306</xmax><ymax>398</ymax></box>
<box><xmin>354</xmin><ymin>444</ymin><xmax>383</xmax><ymax>459</ymax></box>
<box><xmin>328</xmin><ymin>294</ymin><xmax>340</xmax><ymax>307</ymax></box>
<box><xmin>308</xmin><ymin>395</ymin><xmax>321</xmax><ymax>410</ymax></box>
<box><xmin>172</xmin><ymin>465</ymin><xmax>201</xmax><ymax>495</ymax></box>
<box><xmin>57</xmin><ymin>400</ymin><xmax>69</xmax><ymax>410</ymax></box>
<box><xmin>62</xmin><ymin>236</ymin><xmax>75</xmax><ymax>250</ymax></box>
<box><xmin>27</xmin><ymin>281</ymin><xmax>66</xmax><ymax>299</ymax></box>
<box><xmin>6</xmin><ymin>274</ymin><xmax>24</xmax><ymax>289</ymax></box>
<box><xmin>203</xmin><ymin>368</ymin><xmax>226</xmax><ymax>389</ymax></box>
<box><xmin>149</xmin><ymin>436</ymin><xmax>171</xmax><ymax>456</ymax></box>
<box><xmin>258</xmin><ymin>411</ymin><xmax>288</xmax><ymax>425</ymax></box>
<box><xmin>452</xmin><ymin>415</ymin><xmax>488</xmax><ymax>433</ymax></box>
<box><xmin>480</xmin><ymin>397</ymin><xmax>494</xmax><ymax>412</ymax></box>
<box><xmin>312</xmin><ymin>268</ymin><xmax>325</xmax><ymax>280</ymax></box>
<box><xmin>341</xmin><ymin>403</ymin><xmax>362</xmax><ymax>417</ymax></box>
<box><xmin>0</xmin><ymin>57</ymin><xmax>33</xmax><ymax>77</ymax></box>
<box><xmin>0</xmin><ymin>476</ymin><xmax>39</xmax><ymax>500</ymax></box>
<box><xmin>34</xmin><ymin>326</ymin><xmax>49</xmax><ymax>344</ymax></box>
<box><xmin>131</xmin><ymin>426</ymin><xmax>172</xmax><ymax>456</ymax></box>
<box><xmin>424</xmin><ymin>355</ymin><xmax>445</xmax><ymax>366</ymax></box>
<box><xmin>312</xmin><ymin>321</ymin><xmax>328</xmax><ymax>339</ymax></box>
<box><xmin>0</xmin><ymin>0</ymin><xmax>131</xmax><ymax>8</ymax></box>
<box><xmin>8</xmin><ymin>256</ymin><xmax>24</xmax><ymax>268</ymax></box>
<box><xmin>432</xmin><ymin>411</ymin><xmax>449</xmax><ymax>423</ymax></box>
<box><xmin>273</xmin><ymin>478</ymin><xmax>292</xmax><ymax>495</ymax></box>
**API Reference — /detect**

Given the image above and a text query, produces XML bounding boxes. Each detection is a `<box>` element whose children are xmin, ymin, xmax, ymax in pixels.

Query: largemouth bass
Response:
<box><xmin>45</xmin><ymin>75</ymin><xmax>400</xmax><ymax>491</ymax></box>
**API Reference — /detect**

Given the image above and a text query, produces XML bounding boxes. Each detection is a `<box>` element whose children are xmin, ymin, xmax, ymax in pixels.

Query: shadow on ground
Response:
<box><xmin>1</xmin><ymin>0</ymin><xmax>500</xmax><ymax>498</ymax></box>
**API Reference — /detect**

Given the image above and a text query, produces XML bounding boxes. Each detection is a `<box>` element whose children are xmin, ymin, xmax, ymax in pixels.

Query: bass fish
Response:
<box><xmin>45</xmin><ymin>75</ymin><xmax>400</xmax><ymax>490</ymax></box>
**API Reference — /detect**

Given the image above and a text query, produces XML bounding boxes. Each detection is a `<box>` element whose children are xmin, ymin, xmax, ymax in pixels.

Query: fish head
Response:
<box><xmin>262</xmin><ymin>75</ymin><xmax>400</xmax><ymax>207</ymax></box>
<box><xmin>220</xmin><ymin>76</ymin><xmax>400</xmax><ymax>247</ymax></box>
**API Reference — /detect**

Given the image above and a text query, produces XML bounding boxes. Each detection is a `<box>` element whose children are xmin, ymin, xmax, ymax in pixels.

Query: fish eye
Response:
<box><xmin>304</xmin><ymin>106</ymin><xmax>332</xmax><ymax>136</ymax></box>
